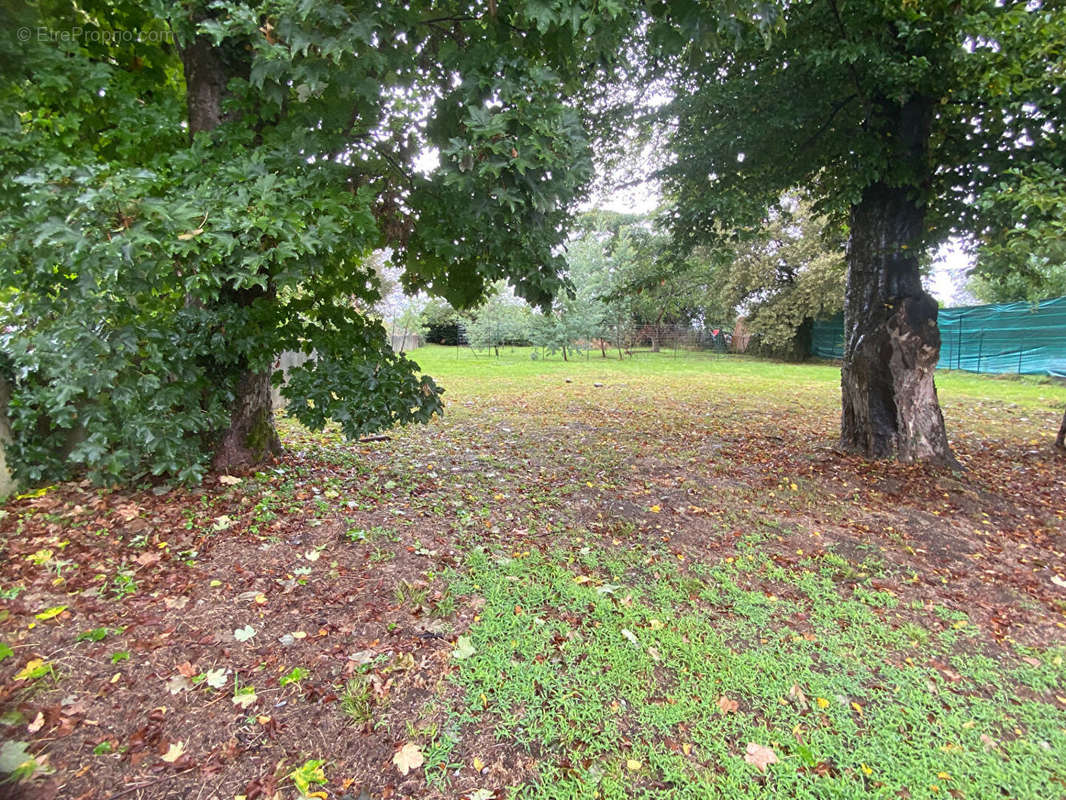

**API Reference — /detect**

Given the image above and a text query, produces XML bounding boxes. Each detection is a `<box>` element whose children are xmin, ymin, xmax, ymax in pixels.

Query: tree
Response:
<box><xmin>712</xmin><ymin>197</ymin><xmax>846</xmax><ymax>358</ymax></box>
<box><xmin>967</xmin><ymin>166</ymin><xmax>1066</xmax><ymax>302</ymax></box>
<box><xmin>652</xmin><ymin>0</ymin><xmax>1066</xmax><ymax>465</ymax></box>
<box><xmin>0</xmin><ymin>0</ymin><xmax>635</xmax><ymax>483</ymax></box>
<box><xmin>464</xmin><ymin>282</ymin><xmax>532</xmax><ymax>356</ymax></box>
<box><xmin>585</xmin><ymin>212</ymin><xmax>717</xmax><ymax>353</ymax></box>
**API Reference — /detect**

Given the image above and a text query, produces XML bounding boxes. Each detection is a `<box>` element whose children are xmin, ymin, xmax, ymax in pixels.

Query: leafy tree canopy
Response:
<box><xmin>714</xmin><ymin>197</ymin><xmax>846</xmax><ymax>354</ymax></box>
<box><xmin>0</xmin><ymin>0</ymin><xmax>636</xmax><ymax>484</ymax></box>
<box><xmin>656</xmin><ymin>0</ymin><xmax>1065</xmax><ymax>252</ymax></box>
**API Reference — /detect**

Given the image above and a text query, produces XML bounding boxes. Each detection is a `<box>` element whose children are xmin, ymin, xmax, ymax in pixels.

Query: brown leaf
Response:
<box><xmin>392</xmin><ymin>742</ymin><xmax>424</xmax><ymax>776</ymax></box>
<box><xmin>743</xmin><ymin>742</ymin><xmax>779</xmax><ymax>773</ymax></box>
<box><xmin>717</xmin><ymin>695</ymin><xmax>739</xmax><ymax>714</ymax></box>
<box><xmin>787</xmin><ymin>683</ymin><xmax>809</xmax><ymax>711</ymax></box>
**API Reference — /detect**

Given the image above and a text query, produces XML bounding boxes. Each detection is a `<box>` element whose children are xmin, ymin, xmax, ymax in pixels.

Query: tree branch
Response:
<box><xmin>795</xmin><ymin>93</ymin><xmax>858</xmax><ymax>154</ymax></box>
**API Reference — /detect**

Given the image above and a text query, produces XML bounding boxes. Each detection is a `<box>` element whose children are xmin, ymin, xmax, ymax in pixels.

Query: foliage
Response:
<box><xmin>463</xmin><ymin>283</ymin><xmax>533</xmax><ymax>354</ymax></box>
<box><xmin>969</xmin><ymin>167</ymin><xmax>1066</xmax><ymax>302</ymax></box>
<box><xmin>713</xmin><ymin>198</ymin><xmax>846</xmax><ymax>354</ymax></box>
<box><xmin>0</xmin><ymin>0</ymin><xmax>637</xmax><ymax>484</ymax></box>
<box><xmin>652</xmin><ymin>0</ymin><xmax>1066</xmax><ymax>254</ymax></box>
<box><xmin>572</xmin><ymin>210</ymin><xmax>720</xmax><ymax>352</ymax></box>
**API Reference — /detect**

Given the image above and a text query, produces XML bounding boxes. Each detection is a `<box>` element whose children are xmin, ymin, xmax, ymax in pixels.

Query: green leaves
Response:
<box><xmin>1</xmin><ymin>0</ymin><xmax>638</xmax><ymax>485</ymax></box>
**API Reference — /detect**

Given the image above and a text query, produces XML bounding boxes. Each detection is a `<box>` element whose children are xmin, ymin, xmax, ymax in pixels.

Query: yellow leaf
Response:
<box><xmin>816</xmin><ymin>697</ymin><xmax>830</xmax><ymax>709</ymax></box>
<box><xmin>14</xmin><ymin>658</ymin><xmax>45</xmax><ymax>681</ymax></box>
<box><xmin>860</xmin><ymin>763</ymin><xmax>873</xmax><ymax>776</ymax></box>
<box><xmin>851</xmin><ymin>702</ymin><xmax>863</xmax><ymax>715</ymax></box>
<box><xmin>937</xmin><ymin>772</ymin><xmax>951</xmax><ymax>781</ymax></box>
<box><xmin>626</xmin><ymin>759</ymin><xmax>642</xmax><ymax>772</ymax></box>
<box><xmin>161</xmin><ymin>741</ymin><xmax>185</xmax><ymax>763</ymax></box>
<box><xmin>681</xmin><ymin>743</ymin><xmax>692</xmax><ymax>755</ymax></box>
<box><xmin>472</xmin><ymin>756</ymin><xmax>486</xmax><ymax>772</ymax></box>
<box><xmin>35</xmin><ymin>605</ymin><xmax>67</xmax><ymax>621</ymax></box>
<box><xmin>649</xmin><ymin>505</ymin><xmax>661</xmax><ymax>513</ymax></box>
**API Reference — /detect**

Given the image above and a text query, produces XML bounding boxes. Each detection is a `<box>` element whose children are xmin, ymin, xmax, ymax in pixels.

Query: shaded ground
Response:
<box><xmin>1</xmin><ymin>349</ymin><xmax>1064</xmax><ymax>799</ymax></box>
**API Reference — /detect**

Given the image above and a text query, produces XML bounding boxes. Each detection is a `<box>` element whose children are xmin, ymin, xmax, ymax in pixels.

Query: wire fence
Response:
<box><xmin>448</xmin><ymin>322</ymin><xmax>738</xmax><ymax>361</ymax></box>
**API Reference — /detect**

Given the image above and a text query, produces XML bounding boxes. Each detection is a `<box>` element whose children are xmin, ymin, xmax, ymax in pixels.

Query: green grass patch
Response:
<box><xmin>446</xmin><ymin>543</ymin><xmax>1066</xmax><ymax>799</ymax></box>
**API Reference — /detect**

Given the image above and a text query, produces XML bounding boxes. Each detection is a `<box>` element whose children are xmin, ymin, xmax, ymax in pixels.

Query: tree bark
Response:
<box><xmin>840</xmin><ymin>97</ymin><xmax>957</xmax><ymax>467</ymax></box>
<box><xmin>180</xmin><ymin>24</ymin><xmax>279</xmax><ymax>472</ymax></box>
<box><xmin>1056</xmin><ymin>409</ymin><xmax>1066</xmax><ymax>450</ymax></box>
<box><xmin>211</xmin><ymin>368</ymin><xmax>282</xmax><ymax>472</ymax></box>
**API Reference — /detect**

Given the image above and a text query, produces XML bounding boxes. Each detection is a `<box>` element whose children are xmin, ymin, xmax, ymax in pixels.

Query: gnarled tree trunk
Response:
<box><xmin>180</xmin><ymin>24</ymin><xmax>279</xmax><ymax>473</ymax></box>
<box><xmin>1056</xmin><ymin>409</ymin><xmax>1066</xmax><ymax>450</ymax></box>
<box><xmin>840</xmin><ymin>97</ymin><xmax>957</xmax><ymax>467</ymax></box>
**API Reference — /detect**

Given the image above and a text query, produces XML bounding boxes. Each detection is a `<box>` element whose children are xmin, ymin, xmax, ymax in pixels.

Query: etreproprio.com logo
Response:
<box><xmin>17</xmin><ymin>27</ymin><xmax>174</xmax><ymax>44</ymax></box>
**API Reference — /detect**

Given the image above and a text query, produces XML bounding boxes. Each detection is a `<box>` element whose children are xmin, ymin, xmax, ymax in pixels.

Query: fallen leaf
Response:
<box><xmin>34</xmin><ymin>605</ymin><xmax>67</xmax><ymax>621</ymax></box>
<box><xmin>788</xmin><ymin>684</ymin><xmax>809</xmax><ymax>710</ymax></box>
<box><xmin>205</xmin><ymin>668</ymin><xmax>228</xmax><ymax>689</ymax></box>
<box><xmin>718</xmin><ymin>695</ymin><xmax>739</xmax><ymax>714</ymax></box>
<box><xmin>393</xmin><ymin>742</ymin><xmax>424</xmax><ymax>776</ymax></box>
<box><xmin>232</xmin><ymin>691</ymin><xmax>258</xmax><ymax>710</ymax></box>
<box><xmin>160</xmin><ymin>741</ymin><xmax>185</xmax><ymax>763</ymax></box>
<box><xmin>304</xmin><ymin>549</ymin><xmax>321</xmax><ymax>562</ymax></box>
<box><xmin>743</xmin><ymin>742</ymin><xmax>778</xmax><ymax>773</ymax></box>
<box><xmin>0</xmin><ymin>740</ymin><xmax>34</xmax><ymax>774</ymax></box>
<box><xmin>164</xmin><ymin>596</ymin><xmax>189</xmax><ymax>610</ymax></box>
<box><xmin>234</xmin><ymin>625</ymin><xmax>256</xmax><ymax>643</ymax></box>
<box><xmin>218</xmin><ymin>475</ymin><xmax>242</xmax><ymax>485</ymax></box>
<box><xmin>14</xmin><ymin>659</ymin><xmax>47</xmax><ymax>681</ymax></box>
<box><xmin>621</xmin><ymin>629</ymin><xmax>638</xmax><ymax>646</ymax></box>
<box><xmin>26</xmin><ymin>712</ymin><xmax>44</xmax><ymax>734</ymax></box>
<box><xmin>452</xmin><ymin>636</ymin><xmax>476</xmax><ymax>660</ymax></box>
<box><xmin>626</xmin><ymin>758</ymin><xmax>642</xmax><ymax>771</ymax></box>
<box><xmin>136</xmin><ymin>551</ymin><xmax>162</xmax><ymax>567</ymax></box>
<box><xmin>165</xmin><ymin>675</ymin><xmax>191</xmax><ymax>695</ymax></box>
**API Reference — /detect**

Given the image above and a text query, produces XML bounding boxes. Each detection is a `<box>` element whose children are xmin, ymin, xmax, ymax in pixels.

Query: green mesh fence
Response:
<box><xmin>810</xmin><ymin>296</ymin><xmax>1066</xmax><ymax>377</ymax></box>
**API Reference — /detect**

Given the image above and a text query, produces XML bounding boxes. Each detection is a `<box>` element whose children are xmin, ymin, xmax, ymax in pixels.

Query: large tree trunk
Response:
<box><xmin>211</xmin><ymin>368</ymin><xmax>282</xmax><ymax>472</ymax></box>
<box><xmin>1056</xmin><ymin>409</ymin><xmax>1066</xmax><ymax>450</ymax></box>
<box><xmin>180</xmin><ymin>25</ymin><xmax>279</xmax><ymax>473</ymax></box>
<box><xmin>840</xmin><ymin>97</ymin><xmax>957</xmax><ymax>467</ymax></box>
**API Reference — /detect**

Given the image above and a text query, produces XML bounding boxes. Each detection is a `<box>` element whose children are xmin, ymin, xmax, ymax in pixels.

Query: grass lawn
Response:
<box><xmin>1</xmin><ymin>346</ymin><xmax>1064</xmax><ymax>799</ymax></box>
